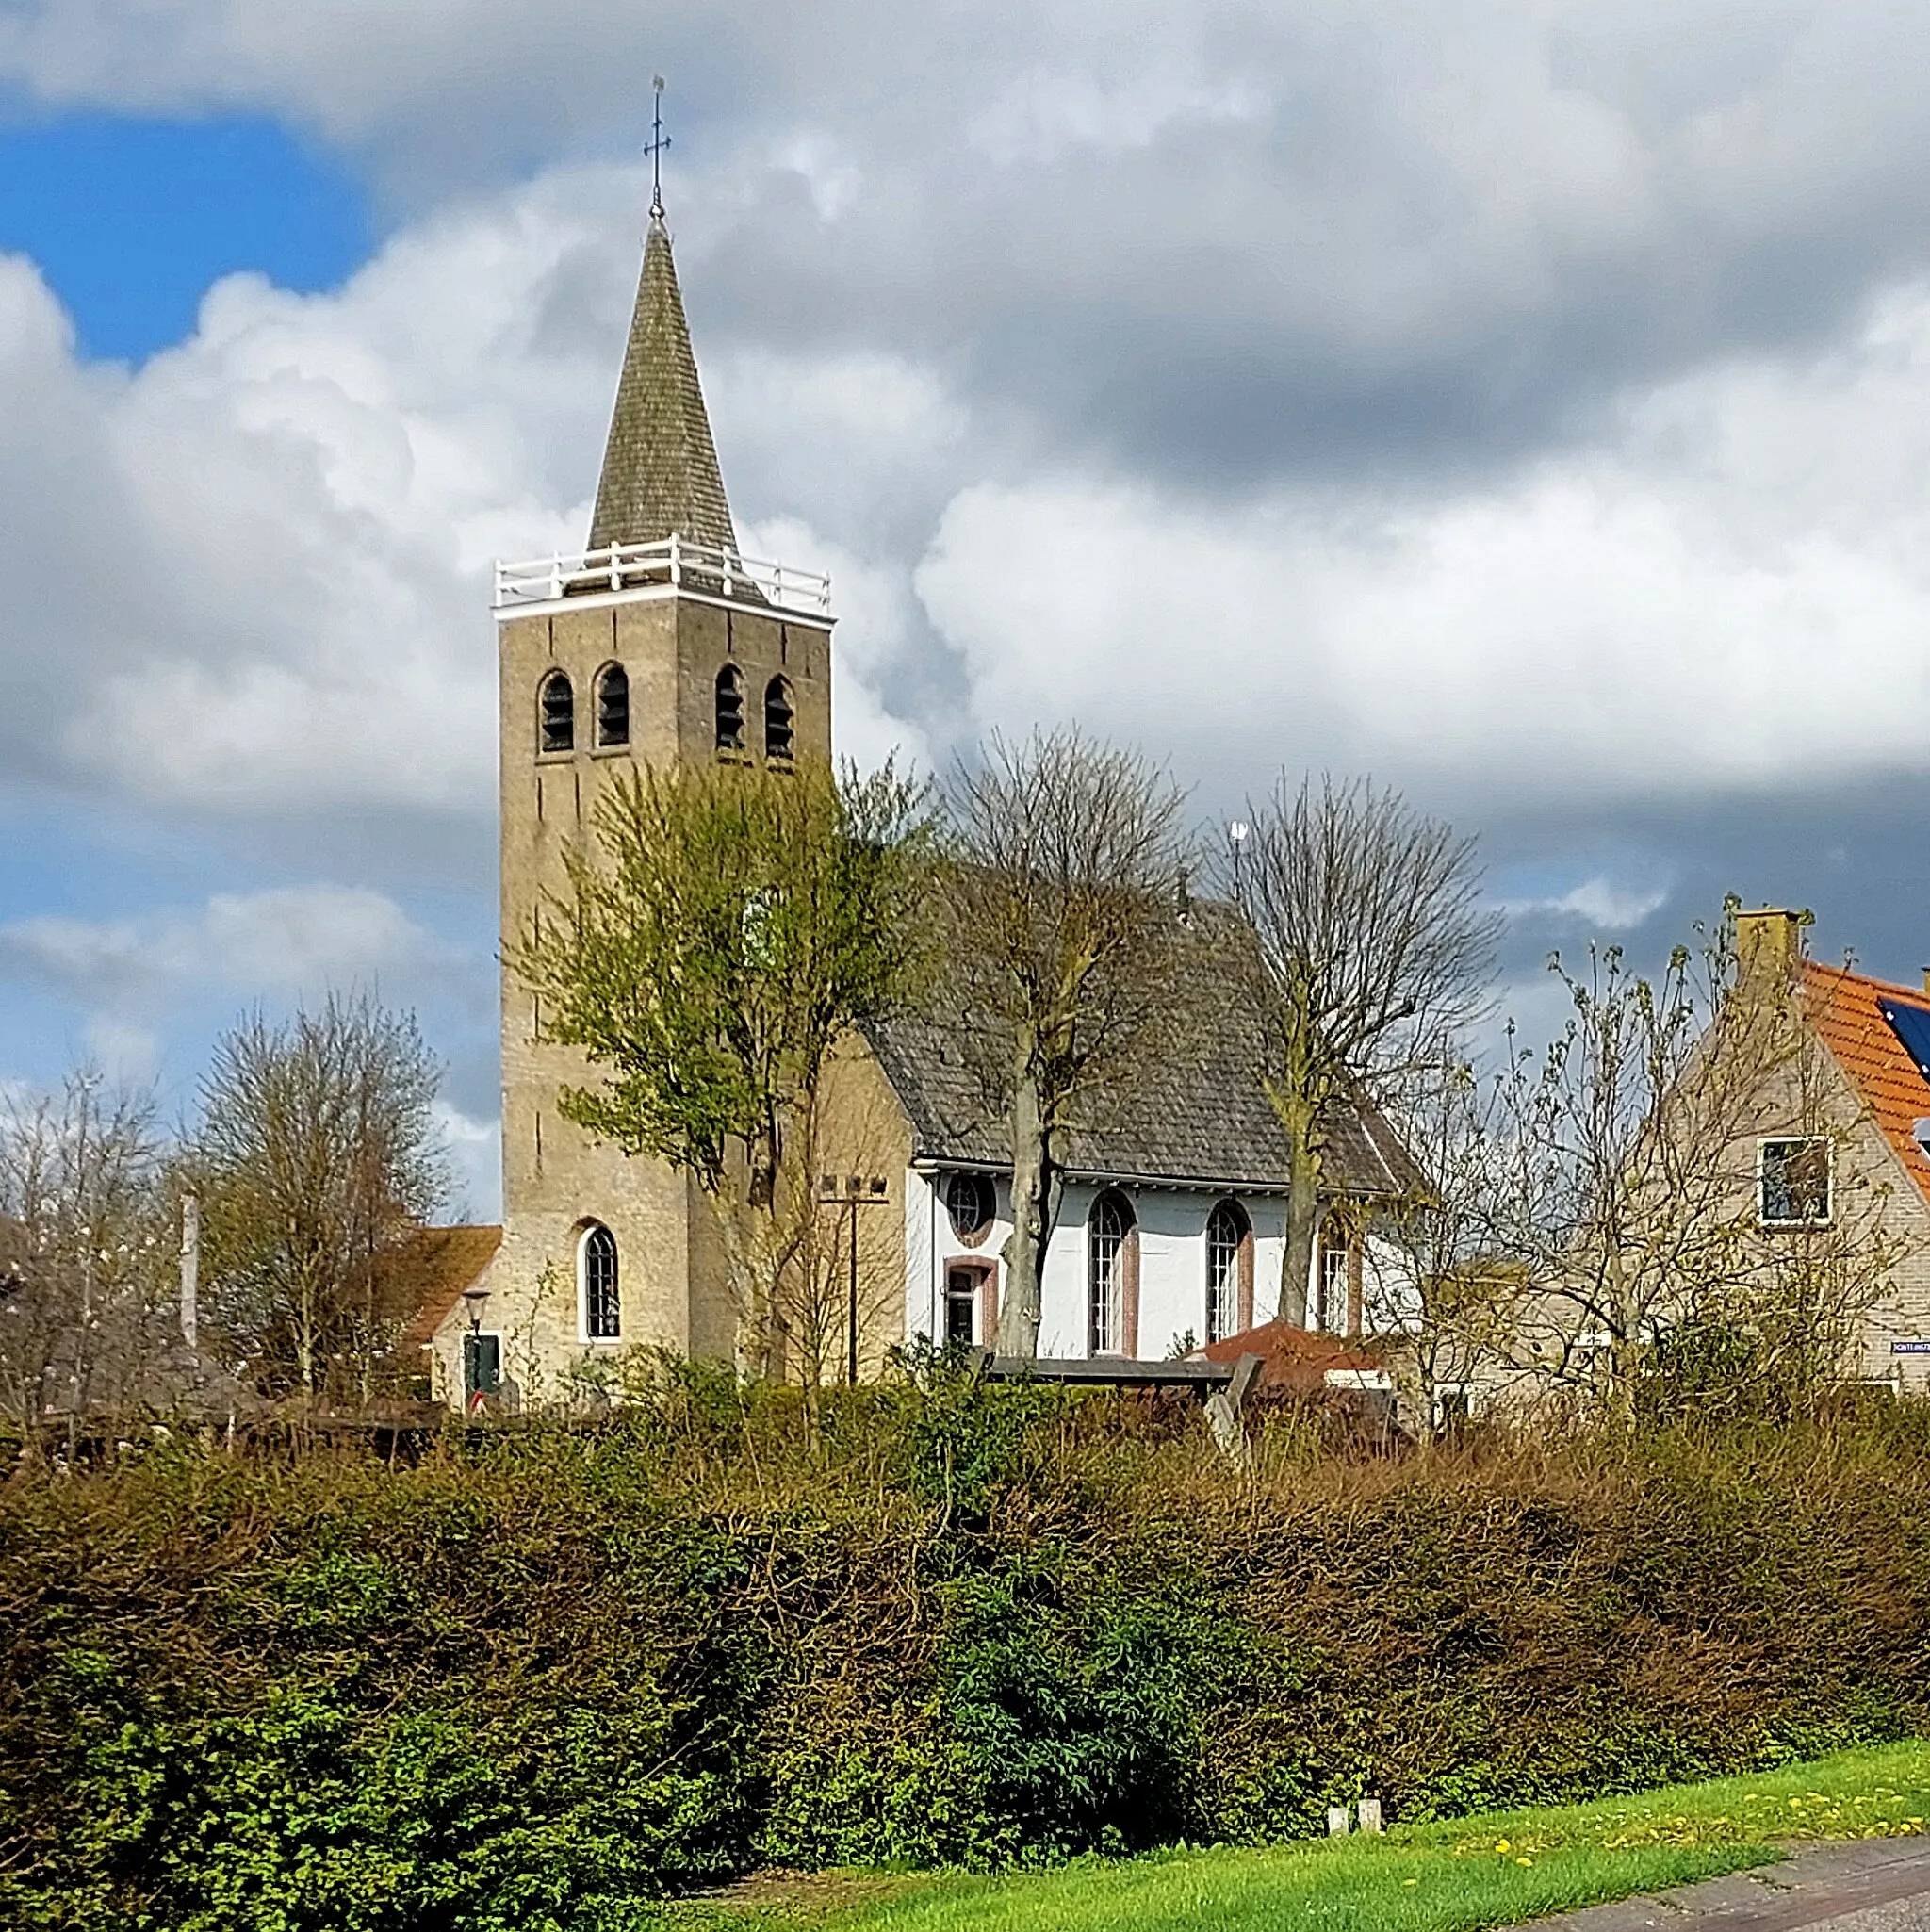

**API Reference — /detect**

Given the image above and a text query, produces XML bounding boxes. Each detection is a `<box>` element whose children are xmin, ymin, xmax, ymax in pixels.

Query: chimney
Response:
<box><xmin>1734</xmin><ymin>908</ymin><xmax>1807</xmax><ymax>998</ymax></box>
<box><xmin>179</xmin><ymin>1193</ymin><xmax>200</xmax><ymax>1351</ymax></box>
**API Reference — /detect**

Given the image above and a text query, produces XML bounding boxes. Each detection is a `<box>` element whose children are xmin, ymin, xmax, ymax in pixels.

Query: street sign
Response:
<box><xmin>1891</xmin><ymin>1341</ymin><xmax>1930</xmax><ymax>1354</ymax></box>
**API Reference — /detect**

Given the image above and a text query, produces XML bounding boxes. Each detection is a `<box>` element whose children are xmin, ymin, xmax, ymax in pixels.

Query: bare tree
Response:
<box><xmin>190</xmin><ymin>993</ymin><xmax>449</xmax><ymax>1403</ymax></box>
<box><xmin>1366</xmin><ymin>1051</ymin><xmax>1520</xmax><ymax>1428</ymax></box>
<box><xmin>941</xmin><ymin>730</ymin><xmax>1194</xmax><ymax>1357</ymax></box>
<box><xmin>1226</xmin><ymin>775</ymin><xmax>1497</xmax><ymax>1321</ymax></box>
<box><xmin>1491</xmin><ymin>915</ymin><xmax>1906</xmax><ymax>1419</ymax></box>
<box><xmin>0</xmin><ymin>1069</ymin><xmax>171</xmax><ymax>1449</ymax></box>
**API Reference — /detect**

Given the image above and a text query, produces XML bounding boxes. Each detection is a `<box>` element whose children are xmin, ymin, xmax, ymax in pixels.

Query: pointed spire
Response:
<box><xmin>588</xmin><ymin>211</ymin><xmax>740</xmax><ymax>556</ymax></box>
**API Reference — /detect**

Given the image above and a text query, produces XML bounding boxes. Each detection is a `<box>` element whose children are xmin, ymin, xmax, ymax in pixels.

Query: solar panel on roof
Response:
<box><xmin>1878</xmin><ymin>998</ymin><xmax>1930</xmax><ymax>1084</ymax></box>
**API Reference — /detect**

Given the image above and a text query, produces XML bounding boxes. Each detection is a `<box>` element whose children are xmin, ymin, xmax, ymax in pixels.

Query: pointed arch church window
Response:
<box><xmin>596</xmin><ymin>663</ymin><xmax>630</xmax><ymax>746</ymax></box>
<box><xmin>1205</xmin><ymin>1199</ymin><xmax>1251</xmax><ymax>1344</ymax></box>
<box><xmin>1088</xmin><ymin>1191</ymin><xmax>1136</xmax><ymax>1356</ymax></box>
<box><xmin>715</xmin><ymin>664</ymin><xmax>744</xmax><ymax>752</ymax></box>
<box><xmin>764</xmin><ymin>677</ymin><xmax>794</xmax><ymax>762</ymax></box>
<box><xmin>581</xmin><ymin>1222</ymin><xmax>620</xmax><ymax>1339</ymax></box>
<box><xmin>540</xmin><ymin>671</ymin><xmax>574</xmax><ymax>754</ymax></box>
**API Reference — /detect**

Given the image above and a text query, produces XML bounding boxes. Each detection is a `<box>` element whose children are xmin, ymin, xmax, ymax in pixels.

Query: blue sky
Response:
<box><xmin>0</xmin><ymin>113</ymin><xmax>369</xmax><ymax>361</ymax></box>
<box><xmin>9</xmin><ymin>1</ymin><xmax>1930</xmax><ymax>1220</ymax></box>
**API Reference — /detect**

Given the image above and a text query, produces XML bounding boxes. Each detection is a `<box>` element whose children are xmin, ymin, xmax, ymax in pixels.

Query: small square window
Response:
<box><xmin>1759</xmin><ymin>1137</ymin><xmax>1831</xmax><ymax>1227</ymax></box>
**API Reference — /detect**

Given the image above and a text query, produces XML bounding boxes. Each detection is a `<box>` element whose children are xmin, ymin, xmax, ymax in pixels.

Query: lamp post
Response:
<box><xmin>1228</xmin><ymin>820</ymin><xmax>1250</xmax><ymax>909</ymax></box>
<box><xmin>818</xmin><ymin>1174</ymin><xmax>890</xmax><ymax>1385</ymax></box>
<box><xmin>460</xmin><ymin>1286</ymin><xmax>491</xmax><ymax>1412</ymax></box>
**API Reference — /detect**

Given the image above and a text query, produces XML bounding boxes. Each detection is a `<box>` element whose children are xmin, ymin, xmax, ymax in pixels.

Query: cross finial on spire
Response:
<box><xmin>646</xmin><ymin>74</ymin><xmax>670</xmax><ymax>220</ymax></box>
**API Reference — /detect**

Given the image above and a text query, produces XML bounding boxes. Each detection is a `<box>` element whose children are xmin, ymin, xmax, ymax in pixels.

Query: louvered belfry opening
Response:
<box><xmin>540</xmin><ymin>670</ymin><xmax>574</xmax><ymax>753</ymax></box>
<box><xmin>715</xmin><ymin>664</ymin><xmax>744</xmax><ymax>751</ymax></box>
<box><xmin>596</xmin><ymin>663</ymin><xmax>630</xmax><ymax>746</ymax></box>
<box><xmin>764</xmin><ymin>676</ymin><xmax>794</xmax><ymax>761</ymax></box>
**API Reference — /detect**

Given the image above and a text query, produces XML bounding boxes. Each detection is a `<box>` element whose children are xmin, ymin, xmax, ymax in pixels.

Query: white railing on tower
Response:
<box><xmin>492</xmin><ymin>534</ymin><xmax>832</xmax><ymax>616</ymax></box>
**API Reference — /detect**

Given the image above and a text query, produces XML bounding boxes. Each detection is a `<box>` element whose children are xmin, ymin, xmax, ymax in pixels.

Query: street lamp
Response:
<box><xmin>818</xmin><ymin>1173</ymin><xmax>890</xmax><ymax>1385</ymax></box>
<box><xmin>460</xmin><ymin>1287</ymin><xmax>491</xmax><ymax>1412</ymax></box>
<box><xmin>1228</xmin><ymin>820</ymin><xmax>1250</xmax><ymax>909</ymax></box>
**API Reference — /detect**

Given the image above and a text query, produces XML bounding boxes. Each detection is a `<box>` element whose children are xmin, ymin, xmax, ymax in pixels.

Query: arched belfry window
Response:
<box><xmin>1088</xmin><ymin>1190</ymin><xmax>1137</xmax><ymax>1356</ymax></box>
<box><xmin>1205</xmin><ymin>1199</ymin><xmax>1251</xmax><ymax>1344</ymax></box>
<box><xmin>596</xmin><ymin>663</ymin><xmax>630</xmax><ymax>746</ymax></box>
<box><xmin>764</xmin><ymin>677</ymin><xmax>795</xmax><ymax>762</ymax></box>
<box><xmin>539</xmin><ymin>670</ymin><xmax>574</xmax><ymax>754</ymax></box>
<box><xmin>715</xmin><ymin>665</ymin><xmax>744</xmax><ymax>752</ymax></box>
<box><xmin>581</xmin><ymin>1222</ymin><xmax>619</xmax><ymax>1340</ymax></box>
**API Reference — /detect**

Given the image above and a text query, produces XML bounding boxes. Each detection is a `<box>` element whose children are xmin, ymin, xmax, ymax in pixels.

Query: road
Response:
<box><xmin>1523</xmin><ymin>1841</ymin><xmax>1930</xmax><ymax>1930</ymax></box>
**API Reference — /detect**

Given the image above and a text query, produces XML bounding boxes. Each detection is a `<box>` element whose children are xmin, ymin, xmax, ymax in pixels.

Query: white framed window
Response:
<box><xmin>580</xmin><ymin>1221</ymin><xmax>621</xmax><ymax>1339</ymax></box>
<box><xmin>1088</xmin><ymin>1192</ymin><xmax>1132</xmax><ymax>1355</ymax></box>
<box><xmin>1316</xmin><ymin>1243</ymin><xmax>1348</xmax><ymax>1333</ymax></box>
<box><xmin>1758</xmin><ymin>1137</ymin><xmax>1831</xmax><ymax>1228</ymax></box>
<box><xmin>1205</xmin><ymin>1200</ymin><xmax>1248</xmax><ymax>1344</ymax></box>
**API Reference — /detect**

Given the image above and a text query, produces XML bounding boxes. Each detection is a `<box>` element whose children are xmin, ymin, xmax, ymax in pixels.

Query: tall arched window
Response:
<box><xmin>1205</xmin><ymin>1199</ymin><xmax>1251</xmax><ymax>1344</ymax></box>
<box><xmin>715</xmin><ymin>664</ymin><xmax>744</xmax><ymax>751</ymax></box>
<box><xmin>596</xmin><ymin>663</ymin><xmax>630</xmax><ymax>746</ymax></box>
<box><xmin>539</xmin><ymin>670</ymin><xmax>574</xmax><ymax>754</ymax></box>
<box><xmin>1088</xmin><ymin>1190</ymin><xmax>1137</xmax><ymax>1356</ymax></box>
<box><xmin>581</xmin><ymin>1222</ymin><xmax>620</xmax><ymax>1339</ymax></box>
<box><xmin>764</xmin><ymin>676</ymin><xmax>795</xmax><ymax>761</ymax></box>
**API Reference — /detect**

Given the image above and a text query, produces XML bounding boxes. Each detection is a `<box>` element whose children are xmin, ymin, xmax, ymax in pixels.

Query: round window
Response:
<box><xmin>943</xmin><ymin>1171</ymin><xmax>995</xmax><ymax>1244</ymax></box>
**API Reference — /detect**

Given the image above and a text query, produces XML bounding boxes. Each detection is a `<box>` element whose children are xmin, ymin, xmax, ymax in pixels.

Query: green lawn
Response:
<box><xmin>674</xmin><ymin>1740</ymin><xmax>1930</xmax><ymax>1932</ymax></box>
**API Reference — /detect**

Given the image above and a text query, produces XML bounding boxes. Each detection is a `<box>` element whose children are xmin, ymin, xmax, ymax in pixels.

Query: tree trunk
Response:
<box><xmin>1280</xmin><ymin>1114</ymin><xmax>1321</xmax><ymax>1328</ymax></box>
<box><xmin>999</xmin><ymin>1049</ymin><xmax>1060</xmax><ymax>1357</ymax></box>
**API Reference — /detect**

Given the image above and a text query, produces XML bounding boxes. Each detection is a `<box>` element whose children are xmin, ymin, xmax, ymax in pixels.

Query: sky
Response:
<box><xmin>6</xmin><ymin>0</ymin><xmax>1930</xmax><ymax>1218</ymax></box>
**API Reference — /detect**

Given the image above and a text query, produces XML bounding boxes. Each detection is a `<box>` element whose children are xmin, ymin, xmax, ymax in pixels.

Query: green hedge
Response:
<box><xmin>7</xmin><ymin>1374</ymin><xmax>1930</xmax><ymax>1930</ymax></box>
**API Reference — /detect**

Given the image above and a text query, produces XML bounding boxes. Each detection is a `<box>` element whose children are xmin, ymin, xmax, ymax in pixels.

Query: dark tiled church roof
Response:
<box><xmin>588</xmin><ymin>215</ymin><xmax>740</xmax><ymax>555</ymax></box>
<box><xmin>864</xmin><ymin>910</ymin><xmax>1421</xmax><ymax>1199</ymax></box>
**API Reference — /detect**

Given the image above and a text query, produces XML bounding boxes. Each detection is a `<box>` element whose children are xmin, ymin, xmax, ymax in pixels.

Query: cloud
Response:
<box><xmin>0</xmin><ymin>884</ymin><xmax>442</xmax><ymax>1011</ymax></box>
<box><xmin>913</xmin><ymin>276</ymin><xmax>1930</xmax><ymax>804</ymax></box>
<box><xmin>1499</xmin><ymin>877</ymin><xmax>1671</xmax><ymax>933</ymax></box>
<box><xmin>433</xmin><ymin>1097</ymin><xmax>503</xmax><ymax>1221</ymax></box>
<box><xmin>10</xmin><ymin>2</ymin><xmax>1930</xmax><ymax>486</ymax></box>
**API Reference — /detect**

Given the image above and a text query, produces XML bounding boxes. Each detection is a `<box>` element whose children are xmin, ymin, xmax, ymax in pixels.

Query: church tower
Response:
<box><xmin>486</xmin><ymin>201</ymin><xmax>835</xmax><ymax>1379</ymax></box>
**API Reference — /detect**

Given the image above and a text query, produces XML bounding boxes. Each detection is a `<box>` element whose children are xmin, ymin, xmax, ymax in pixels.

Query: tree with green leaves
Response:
<box><xmin>512</xmin><ymin>756</ymin><xmax>929</xmax><ymax>1376</ymax></box>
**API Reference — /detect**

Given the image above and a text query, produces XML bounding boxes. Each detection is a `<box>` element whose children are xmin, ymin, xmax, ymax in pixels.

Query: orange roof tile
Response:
<box><xmin>1801</xmin><ymin>960</ymin><xmax>1930</xmax><ymax>1206</ymax></box>
<box><xmin>393</xmin><ymin>1224</ymin><xmax>502</xmax><ymax>1349</ymax></box>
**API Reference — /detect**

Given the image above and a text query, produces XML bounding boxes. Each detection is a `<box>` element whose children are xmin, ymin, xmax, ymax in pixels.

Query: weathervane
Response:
<box><xmin>646</xmin><ymin>74</ymin><xmax>671</xmax><ymax>219</ymax></box>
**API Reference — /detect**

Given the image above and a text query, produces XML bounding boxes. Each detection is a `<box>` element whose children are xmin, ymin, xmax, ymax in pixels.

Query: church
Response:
<box><xmin>413</xmin><ymin>188</ymin><xmax>1420</xmax><ymax>1408</ymax></box>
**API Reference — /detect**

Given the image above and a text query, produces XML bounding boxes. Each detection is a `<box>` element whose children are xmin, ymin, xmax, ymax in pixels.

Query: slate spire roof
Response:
<box><xmin>588</xmin><ymin>212</ymin><xmax>740</xmax><ymax>556</ymax></box>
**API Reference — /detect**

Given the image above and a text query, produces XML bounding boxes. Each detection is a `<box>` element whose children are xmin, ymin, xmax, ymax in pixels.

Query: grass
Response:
<box><xmin>666</xmin><ymin>1739</ymin><xmax>1930</xmax><ymax>1932</ymax></box>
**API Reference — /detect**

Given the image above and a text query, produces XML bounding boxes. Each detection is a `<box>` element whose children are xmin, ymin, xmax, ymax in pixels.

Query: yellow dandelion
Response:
<box><xmin>1516</xmin><ymin>1857</ymin><xmax>1534</xmax><ymax>1868</ymax></box>
<box><xmin>1496</xmin><ymin>1840</ymin><xmax>1510</xmax><ymax>1853</ymax></box>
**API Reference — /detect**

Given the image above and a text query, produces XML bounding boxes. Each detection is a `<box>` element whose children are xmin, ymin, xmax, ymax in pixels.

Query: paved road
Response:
<box><xmin>1521</xmin><ymin>1840</ymin><xmax>1930</xmax><ymax>1930</ymax></box>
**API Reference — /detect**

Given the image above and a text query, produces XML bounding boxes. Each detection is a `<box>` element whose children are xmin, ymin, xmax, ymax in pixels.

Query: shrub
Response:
<box><xmin>6</xmin><ymin>1394</ymin><xmax>1930</xmax><ymax>1927</ymax></box>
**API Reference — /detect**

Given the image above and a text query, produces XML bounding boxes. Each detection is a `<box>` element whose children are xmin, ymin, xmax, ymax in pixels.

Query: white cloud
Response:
<box><xmin>0</xmin><ymin>884</ymin><xmax>441</xmax><ymax>1010</ymax></box>
<box><xmin>913</xmin><ymin>277</ymin><xmax>1930</xmax><ymax>800</ymax></box>
<box><xmin>1499</xmin><ymin>877</ymin><xmax>1671</xmax><ymax>931</ymax></box>
<box><xmin>433</xmin><ymin>1097</ymin><xmax>502</xmax><ymax>1221</ymax></box>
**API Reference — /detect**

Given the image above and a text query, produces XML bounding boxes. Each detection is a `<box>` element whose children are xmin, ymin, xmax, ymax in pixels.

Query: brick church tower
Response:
<box><xmin>481</xmin><ymin>203</ymin><xmax>835</xmax><ymax>1387</ymax></box>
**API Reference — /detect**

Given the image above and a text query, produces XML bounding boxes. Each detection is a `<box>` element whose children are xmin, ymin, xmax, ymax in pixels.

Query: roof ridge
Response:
<box><xmin>1803</xmin><ymin>958</ymin><xmax>1930</xmax><ymax>1006</ymax></box>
